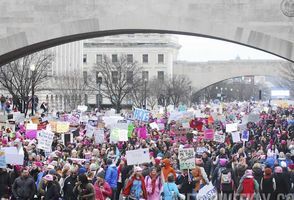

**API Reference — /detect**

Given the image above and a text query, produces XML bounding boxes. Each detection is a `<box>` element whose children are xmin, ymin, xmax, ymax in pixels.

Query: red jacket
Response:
<box><xmin>94</xmin><ymin>181</ymin><xmax>112</xmax><ymax>200</ymax></box>
<box><xmin>123</xmin><ymin>175</ymin><xmax>147</xmax><ymax>199</ymax></box>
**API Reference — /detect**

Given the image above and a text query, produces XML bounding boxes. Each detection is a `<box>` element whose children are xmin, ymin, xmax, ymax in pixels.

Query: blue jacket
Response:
<box><xmin>105</xmin><ymin>165</ymin><xmax>118</xmax><ymax>189</ymax></box>
<box><xmin>163</xmin><ymin>182</ymin><xmax>179</xmax><ymax>200</ymax></box>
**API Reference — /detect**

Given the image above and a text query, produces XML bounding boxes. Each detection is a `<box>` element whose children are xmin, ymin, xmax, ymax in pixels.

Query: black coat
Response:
<box><xmin>0</xmin><ymin>170</ymin><xmax>10</xmax><ymax>198</ymax></box>
<box><xmin>176</xmin><ymin>173</ymin><xmax>195</xmax><ymax>195</ymax></box>
<box><xmin>202</xmin><ymin>157</ymin><xmax>213</xmax><ymax>178</ymax></box>
<box><xmin>63</xmin><ymin>175</ymin><xmax>77</xmax><ymax>200</ymax></box>
<box><xmin>273</xmin><ymin>173</ymin><xmax>290</xmax><ymax>199</ymax></box>
<box><xmin>44</xmin><ymin>182</ymin><xmax>60</xmax><ymax>200</ymax></box>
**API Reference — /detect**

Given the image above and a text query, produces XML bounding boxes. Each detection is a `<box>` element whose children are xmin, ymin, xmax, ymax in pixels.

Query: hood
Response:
<box><xmin>162</xmin><ymin>158</ymin><xmax>171</xmax><ymax>168</ymax></box>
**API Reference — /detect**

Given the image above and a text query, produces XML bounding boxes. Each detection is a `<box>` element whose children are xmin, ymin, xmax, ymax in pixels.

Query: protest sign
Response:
<box><xmin>25</xmin><ymin>130</ymin><xmax>37</xmax><ymax>139</ymax></box>
<box><xmin>196</xmin><ymin>147</ymin><xmax>208</xmax><ymax>155</ymax></box>
<box><xmin>178</xmin><ymin>148</ymin><xmax>195</xmax><ymax>170</ymax></box>
<box><xmin>214</xmin><ymin>133</ymin><xmax>225</xmax><ymax>143</ymax></box>
<box><xmin>126</xmin><ymin>148</ymin><xmax>150</xmax><ymax>165</ymax></box>
<box><xmin>197</xmin><ymin>182</ymin><xmax>217</xmax><ymax>200</ymax></box>
<box><xmin>13</xmin><ymin>113</ymin><xmax>25</xmax><ymax>123</ymax></box>
<box><xmin>226</xmin><ymin>123</ymin><xmax>238</xmax><ymax>133</ymax></box>
<box><xmin>2</xmin><ymin>147</ymin><xmax>24</xmax><ymax>165</ymax></box>
<box><xmin>248</xmin><ymin>114</ymin><xmax>259</xmax><ymax>123</ymax></box>
<box><xmin>49</xmin><ymin>121</ymin><xmax>57</xmax><ymax>132</ymax></box>
<box><xmin>128</xmin><ymin>124</ymin><xmax>134</xmax><ymax>138</ymax></box>
<box><xmin>204</xmin><ymin>129</ymin><xmax>214</xmax><ymax>140</ymax></box>
<box><xmin>241</xmin><ymin>130</ymin><xmax>249</xmax><ymax>142</ymax></box>
<box><xmin>169</xmin><ymin>111</ymin><xmax>183</xmax><ymax>122</ymax></box>
<box><xmin>56</xmin><ymin>122</ymin><xmax>70</xmax><ymax>133</ymax></box>
<box><xmin>68</xmin><ymin>115</ymin><xmax>80</xmax><ymax>126</ymax></box>
<box><xmin>37</xmin><ymin>130</ymin><xmax>54</xmax><ymax>152</ymax></box>
<box><xmin>133</xmin><ymin>108</ymin><xmax>149</xmax><ymax>122</ymax></box>
<box><xmin>149</xmin><ymin>122</ymin><xmax>159</xmax><ymax>130</ymax></box>
<box><xmin>94</xmin><ymin>129</ymin><xmax>104</xmax><ymax>144</ymax></box>
<box><xmin>232</xmin><ymin>131</ymin><xmax>241</xmax><ymax>143</ymax></box>
<box><xmin>110</xmin><ymin>128</ymin><xmax>128</xmax><ymax>143</ymax></box>
<box><xmin>102</xmin><ymin>116</ymin><xmax>124</xmax><ymax>127</ymax></box>
<box><xmin>158</xmin><ymin>123</ymin><xmax>165</xmax><ymax>130</ymax></box>
<box><xmin>137</xmin><ymin>127</ymin><xmax>147</xmax><ymax>139</ymax></box>
<box><xmin>79</xmin><ymin>115</ymin><xmax>89</xmax><ymax>123</ymax></box>
<box><xmin>182</xmin><ymin>122</ymin><xmax>190</xmax><ymax>129</ymax></box>
<box><xmin>194</xmin><ymin>110</ymin><xmax>204</xmax><ymax>118</ymax></box>
<box><xmin>86</xmin><ymin>125</ymin><xmax>95</xmax><ymax>138</ymax></box>
<box><xmin>26</xmin><ymin>123</ymin><xmax>37</xmax><ymax>130</ymax></box>
<box><xmin>0</xmin><ymin>151</ymin><xmax>6</xmax><ymax>168</ymax></box>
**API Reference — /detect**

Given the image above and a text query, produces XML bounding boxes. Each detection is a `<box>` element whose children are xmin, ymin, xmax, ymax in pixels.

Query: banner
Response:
<box><xmin>214</xmin><ymin>133</ymin><xmax>225</xmax><ymax>143</ymax></box>
<box><xmin>37</xmin><ymin>130</ymin><xmax>54</xmax><ymax>151</ymax></box>
<box><xmin>0</xmin><ymin>151</ymin><xmax>6</xmax><ymax>168</ymax></box>
<box><xmin>178</xmin><ymin>148</ymin><xmax>195</xmax><ymax>170</ymax></box>
<box><xmin>94</xmin><ymin>129</ymin><xmax>104</xmax><ymax>144</ymax></box>
<box><xmin>232</xmin><ymin>131</ymin><xmax>241</xmax><ymax>143</ymax></box>
<box><xmin>197</xmin><ymin>182</ymin><xmax>217</xmax><ymax>200</ymax></box>
<box><xmin>133</xmin><ymin>108</ymin><xmax>149</xmax><ymax>122</ymax></box>
<box><xmin>204</xmin><ymin>129</ymin><xmax>214</xmax><ymax>140</ymax></box>
<box><xmin>56</xmin><ymin>122</ymin><xmax>70</xmax><ymax>133</ymax></box>
<box><xmin>226</xmin><ymin>123</ymin><xmax>238</xmax><ymax>133</ymax></box>
<box><xmin>126</xmin><ymin>148</ymin><xmax>150</xmax><ymax>165</ymax></box>
<box><xmin>241</xmin><ymin>130</ymin><xmax>249</xmax><ymax>142</ymax></box>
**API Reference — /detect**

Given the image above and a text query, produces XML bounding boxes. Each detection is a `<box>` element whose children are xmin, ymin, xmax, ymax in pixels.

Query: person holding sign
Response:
<box><xmin>123</xmin><ymin>166</ymin><xmax>147</xmax><ymax>200</ymax></box>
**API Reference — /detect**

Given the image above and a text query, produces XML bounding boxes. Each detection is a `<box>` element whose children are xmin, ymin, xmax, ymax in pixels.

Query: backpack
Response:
<box><xmin>220</xmin><ymin>170</ymin><xmax>234</xmax><ymax>192</ymax></box>
<box><xmin>242</xmin><ymin>178</ymin><xmax>255</xmax><ymax>195</ymax></box>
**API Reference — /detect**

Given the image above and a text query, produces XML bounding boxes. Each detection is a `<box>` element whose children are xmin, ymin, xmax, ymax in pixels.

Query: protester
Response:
<box><xmin>105</xmin><ymin>158</ymin><xmax>118</xmax><ymax>199</ymax></box>
<box><xmin>43</xmin><ymin>174</ymin><xmax>60</xmax><ymax>200</ymax></box>
<box><xmin>94</xmin><ymin>171</ymin><xmax>112</xmax><ymax>200</ymax></box>
<box><xmin>12</xmin><ymin>168</ymin><xmax>36</xmax><ymax>200</ymax></box>
<box><xmin>73</xmin><ymin>174</ymin><xmax>95</xmax><ymax>200</ymax></box>
<box><xmin>145</xmin><ymin>167</ymin><xmax>162</xmax><ymax>200</ymax></box>
<box><xmin>62</xmin><ymin>168</ymin><xmax>78</xmax><ymax>200</ymax></box>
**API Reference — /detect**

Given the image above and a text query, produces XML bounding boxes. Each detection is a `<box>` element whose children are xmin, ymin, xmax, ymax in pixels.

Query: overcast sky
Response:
<box><xmin>177</xmin><ymin>35</ymin><xmax>282</xmax><ymax>62</ymax></box>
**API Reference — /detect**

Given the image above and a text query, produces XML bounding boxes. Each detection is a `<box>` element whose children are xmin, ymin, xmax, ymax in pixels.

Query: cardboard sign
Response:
<box><xmin>0</xmin><ymin>151</ymin><xmax>6</xmax><ymax>168</ymax></box>
<box><xmin>226</xmin><ymin>123</ymin><xmax>238</xmax><ymax>133</ymax></box>
<box><xmin>56</xmin><ymin>122</ymin><xmax>70</xmax><ymax>133</ymax></box>
<box><xmin>133</xmin><ymin>108</ymin><xmax>149</xmax><ymax>122</ymax></box>
<box><xmin>126</xmin><ymin>148</ymin><xmax>150</xmax><ymax>165</ymax></box>
<box><xmin>178</xmin><ymin>148</ymin><xmax>196</xmax><ymax>170</ymax></box>
<box><xmin>204</xmin><ymin>129</ymin><xmax>214</xmax><ymax>140</ymax></box>
<box><xmin>232</xmin><ymin>131</ymin><xmax>241</xmax><ymax>143</ymax></box>
<box><xmin>241</xmin><ymin>130</ymin><xmax>249</xmax><ymax>142</ymax></box>
<box><xmin>94</xmin><ymin>129</ymin><xmax>104</xmax><ymax>144</ymax></box>
<box><xmin>37</xmin><ymin>130</ymin><xmax>54</xmax><ymax>151</ymax></box>
<box><xmin>214</xmin><ymin>133</ymin><xmax>225</xmax><ymax>143</ymax></box>
<box><xmin>197</xmin><ymin>182</ymin><xmax>217</xmax><ymax>200</ymax></box>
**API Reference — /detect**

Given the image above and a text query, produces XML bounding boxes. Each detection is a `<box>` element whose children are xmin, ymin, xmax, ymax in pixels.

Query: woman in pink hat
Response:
<box><xmin>43</xmin><ymin>174</ymin><xmax>60</xmax><ymax>200</ymax></box>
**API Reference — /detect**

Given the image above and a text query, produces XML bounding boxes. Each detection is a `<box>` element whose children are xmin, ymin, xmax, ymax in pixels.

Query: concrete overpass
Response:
<box><xmin>173</xmin><ymin>59</ymin><xmax>290</xmax><ymax>91</ymax></box>
<box><xmin>0</xmin><ymin>0</ymin><xmax>294</xmax><ymax>66</ymax></box>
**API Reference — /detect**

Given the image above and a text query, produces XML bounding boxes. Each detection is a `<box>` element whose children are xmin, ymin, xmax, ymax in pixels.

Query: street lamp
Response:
<box><xmin>30</xmin><ymin>64</ymin><xmax>36</xmax><ymax>116</ymax></box>
<box><xmin>144</xmin><ymin>78</ymin><xmax>148</xmax><ymax>109</ymax></box>
<box><xmin>97</xmin><ymin>72</ymin><xmax>103</xmax><ymax>112</ymax></box>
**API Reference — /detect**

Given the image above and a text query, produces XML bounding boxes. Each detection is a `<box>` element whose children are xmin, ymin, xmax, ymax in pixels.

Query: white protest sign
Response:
<box><xmin>226</xmin><ymin>123</ymin><xmax>238</xmax><ymax>133</ymax></box>
<box><xmin>102</xmin><ymin>116</ymin><xmax>124</xmax><ymax>127</ymax></box>
<box><xmin>26</xmin><ymin>123</ymin><xmax>38</xmax><ymax>130</ymax></box>
<box><xmin>86</xmin><ymin>125</ymin><xmax>95</xmax><ymax>138</ymax></box>
<box><xmin>194</xmin><ymin>110</ymin><xmax>204</xmax><ymax>118</ymax></box>
<box><xmin>126</xmin><ymin>148</ymin><xmax>150</xmax><ymax>165</ymax></box>
<box><xmin>94</xmin><ymin>129</ymin><xmax>104</xmax><ymax>144</ymax></box>
<box><xmin>182</xmin><ymin>122</ymin><xmax>190</xmax><ymax>129</ymax></box>
<box><xmin>232</xmin><ymin>131</ymin><xmax>241</xmax><ymax>143</ymax></box>
<box><xmin>178</xmin><ymin>148</ymin><xmax>195</xmax><ymax>170</ymax></box>
<box><xmin>110</xmin><ymin>128</ymin><xmax>128</xmax><ymax>143</ymax></box>
<box><xmin>196</xmin><ymin>147</ymin><xmax>208</xmax><ymax>155</ymax></box>
<box><xmin>37</xmin><ymin>130</ymin><xmax>54</xmax><ymax>152</ymax></box>
<box><xmin>2</xmin><ymin>147</ymin><xmax>24</xmax><ymax>165</ymax></box>
<box><xmin>149</xmin><ymin>122</ymin><xmax>159</xmax><ymax>130</ymax></box>
<box><xmin>197</xmin><ymin>182</ymin><xmax>217</xmax><ymax>200</ymax></box>
<box><xmin>214</xmin><ymin>133</ymin><xmax>225</xmax><ymax>143</ymax></box>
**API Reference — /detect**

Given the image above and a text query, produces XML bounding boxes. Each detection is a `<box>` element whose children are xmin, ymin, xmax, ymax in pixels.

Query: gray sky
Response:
<box><xmin>177</xmin><ymin>35</ymin><xmax>282</xmax><ymax>62</ymax></box>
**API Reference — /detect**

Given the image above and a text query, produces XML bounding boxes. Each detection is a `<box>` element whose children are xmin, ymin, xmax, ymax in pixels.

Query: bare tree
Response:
<box><xmin>0</xmin><ymin>51</ymin><xmax>53</xmax><ymax>116</ymax></box>
<box><xmin>91</xmin><ymin>55</ymin><xmax>143</xmax><ymax>113</ymax></box>
<box><xmin>54</xmin><ymin>70</ymin><xmax>89</xmax><ymax>112</ymax></box>
<box><xmin>165</xmin><ymin>75</ymin><xmax>192</xmax><ymax>106</ymax></box>
<box><xmin>273</xmin><ymin>62</ymin><xmax>294</xmax><ymax>98</ymax></box>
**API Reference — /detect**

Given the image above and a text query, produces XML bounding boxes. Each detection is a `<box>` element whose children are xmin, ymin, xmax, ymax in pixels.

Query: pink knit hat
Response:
<box><xmin>275</xmin><ymin>166</ymin><xmax>283</xmax><ymax>174</ymax></box>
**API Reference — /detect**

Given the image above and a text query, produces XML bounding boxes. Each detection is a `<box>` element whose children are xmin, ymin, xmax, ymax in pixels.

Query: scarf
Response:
<box><xmin>150</xmin><ymin>173</ymin><xmax>157</xmax><ymax>194</ymax></box>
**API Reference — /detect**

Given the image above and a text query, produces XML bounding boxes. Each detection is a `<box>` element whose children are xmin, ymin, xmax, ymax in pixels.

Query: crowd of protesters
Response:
<box><xmin>0</xmin><ymin>101</ymin><xmax>293</xmax><ymax>200</ymax></box>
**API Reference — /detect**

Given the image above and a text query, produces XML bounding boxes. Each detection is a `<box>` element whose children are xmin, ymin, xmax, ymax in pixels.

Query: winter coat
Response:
<box><xmin>12</xmin><ymin>176</ymin><xmax>36</xmax><ymax>200</ymax></box>
<box><xmin>273</xmin><ymin>173</ymin><xmax>290</xmax><ymax>198</ymax></box>
<box><xmin>63</xmin><ymin>175</ymin><xmax>77</xmax><ymax>200</ymax></box>
<box><xmin>94</xmin><ymin>181</ymin><xmax>112</xmax><ymax>200</ymax></box>
<box><xmin>44</xmin><ymin>182</ymin><xmax>60</xmax><ymax>200</ymax></box>
<box><xmin>253</xmin><ymin>167</ymin><xmax>263</xmax><ymax>185</ymax></box>
<box><xmin>123</xmin><ymin>175</ymin><xmax>147</xmax><ymax>199</ymax></box>
<box><xmin>105</xmin><ymin>165</ymin><xmax>118</xmax><ymax>189</ymax></box>
<box><xmin>162</xmin><ymin>182</ymin><xmax>179</xmax><ymax>200</ymax></box>
<box><xmin>260</xmin><ymin>176</ymin><xmax>276</xmax><ymax>200</ymax></box>
<box><xmin>73</xmin><ymin>183</ymin><xmax>95</xmax><ymax>200</ymax></box>
<box><xmin>0</xmin><ymin>170</ymin><xmax>11</xmax><ymax>198</ymax></box>
<box><xmin>202</xmin><ymin>157</ymin><xmax>213</xmax><ymax>178</ymax></box>
<box><xmin>176</xmin><ymin>173</ymin><xmax>195</xmax><ymax>195</ymax></box>
<box><xmin>145</xmin><ymin>175</ymin><xmax>162</xmax><ymax>200</ymax></box>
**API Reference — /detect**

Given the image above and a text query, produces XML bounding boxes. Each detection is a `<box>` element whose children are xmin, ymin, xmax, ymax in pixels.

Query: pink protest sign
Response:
<box><xmin>204</xmin><ymin>129</ymin><xmax>214</xmax><ymax>140</ymax></box>
<box><xmin>137</xmin><ymin>127</ymin><xmax>147</xmax><ymax>139</ymax></box>
<box><xmin>25</xmin><ymin>130</ymin><xmax>37</xmax><ymax>139</ymax></box>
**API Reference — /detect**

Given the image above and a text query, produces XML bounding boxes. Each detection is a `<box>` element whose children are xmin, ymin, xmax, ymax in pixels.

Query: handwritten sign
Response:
<box><xmin>37</xmin><ymin>130</ymin><xmax>54</xmax><ymax>151</ymax></box>
<box><xmin>86</xmin><ymin>125</ymin><xmax>95</xmax><ymax>138</ymax></box>
<box><xmin>197</xmin><ymin>182</ymin><xmax>217</xmax><ymax>200</ymax></box>
<box><xmin>149</xmin><ymin>122</ymin><xmax>159</xmax><ymax>130</ymax></box>
<box><xmin>94</xmin><ymin>129</ymin><xmax>104</xmax><ymax>144</ymax></box>
<box><xmin>178</xmin><ymin>148</ymin><xmax>195</xmax><ymax>170</ymax></box>
<box><xmin>204</xmin><ymin>129</ymin><xmax>214</xmax><ymax>140</ymax></box>
<box><xmin>214</xmin><ymin>133</ymin><xmax>225</xmax><ymax>143</ymax></box>
<box><xmin>226</xmin><ymin>123</ymin><xmax>238</xmax><ymax>133</ymax></box>
<box><xmin>110</xmin><ymin>128</ymin><xmax>128</xmax><ymax>143</ymax></box>
<box><xmin>2</xmin><ymin>147</ymin><xmax>24</xmax><ymax>165</ymax></box>
<box><xmin>56</xmin><ymin>122</ymin><xmax>70</xmax><ymax>133</ymax></box>
<box><xmin>133</xmin><ymin>108</ymin><xmax>149</xmax><ymax>122</ymax></box>
<box><xmin>241</xmin><ymin>130</ymin><xmax>249</xmax><ymax>142</ymax></box>
<box><xmin>232</xmin><ymin>131</ymin><xmax>241</xmax><ymax>143</ymax></box>
<box><xmin>126</xmin><ymin>148</ymin><xmax>150</xmax><ymax>165</ymax></box>
<box><xmin>196</xmin><ymin>147</ymin><xmax>208</xmax><ymax>155</ymax></box>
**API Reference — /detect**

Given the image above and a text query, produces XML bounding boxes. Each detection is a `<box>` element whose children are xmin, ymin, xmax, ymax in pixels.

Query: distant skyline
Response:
<box><xmin>177</xmin><ymin>35</ymin><xmax>282</xmax><ymax>62</ymax></box>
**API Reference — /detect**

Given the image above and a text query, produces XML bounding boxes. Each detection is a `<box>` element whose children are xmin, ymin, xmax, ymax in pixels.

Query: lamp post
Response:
<box><xmin>30</xmin><ymin>64</ymin><xmax>36</xmax><ymax>116</ymax></box>
<box><xmin>144</xmin><ymin>78</ymin><xmax>147</xmax><ymax>109</ymax></box>
<box><xmin>97</xmin><ymin>72</ymin><xmax>103</xmax><ymax>112</ymax></box>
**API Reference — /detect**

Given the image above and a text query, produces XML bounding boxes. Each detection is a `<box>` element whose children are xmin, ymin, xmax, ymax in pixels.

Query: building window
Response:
<box><xmin>112</xmin><ymin>54</ymin><xmax>118</xmax><ymax>63</ymax></box>
<box><xmin>126</xmin><ymin>71</ymin><xmax>133</xmax><ymax>84</ymax></box>
<box><xmin>96</xmin><ymin>54</ymin><xmax>102</xmax><ymax>64</ymax></box>
<box><xmin>142</xmin><ymin>54</ymin><xmax>148</xmax><ymax>63</ymax></box>
<box><xmin>83</xmin><ymin>54</ymin><xmax>87</xmax><ymax>63</ymax></box>
<box><xmin>112</xmin><ymin>71</ymin><xmax>118</xmax><ymax>84</ymax></box>
<box><xmin>158</xmin><ymin>54</ymin><xmax>164</xmax><ymax>64</ymax></box>
<box><xmin>127</xmin><ymin>54</ymin><xmax>133</xmax><ymax>63</ymax></box>
<box><xmin>158</xmin><ymin>71</ymin><xmax>164</xmax><ymax>80</ymax></box>
<box><xmin>142</xmin><ymin>71</ymin><xmax>149</xmax><ymax>81</ymax></box>
<box><xmin>83</xmin><ymin>71</ymin><xmax>88</xmax><ymax>84</ymax></box>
